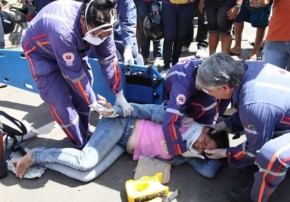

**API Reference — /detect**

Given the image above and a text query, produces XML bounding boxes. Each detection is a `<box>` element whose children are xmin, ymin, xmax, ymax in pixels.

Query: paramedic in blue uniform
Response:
<box><xmin>162</xmin><ymin>59</ymin><xmax>228</xmax><ymax>158</ymax></box>
<box><xmin>114</xmin><ymin>0</ymin><xmax>143</xmax><ymax>65</ymax></box>
<box><xmin>196</xmin><ymin>52</ymin><xmax>290</xmax><ymax>202</ymax></box>
<box><xmin>21</xmin><ymin>0</ymin><xmax>133</xmax><ymax>148</ymax></box>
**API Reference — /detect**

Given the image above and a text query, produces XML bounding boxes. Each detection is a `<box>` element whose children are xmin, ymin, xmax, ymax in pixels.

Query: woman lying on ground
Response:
<box><xmin>13</xmin><ymin>95</ymin><xmax>229</xmax><ymax>182</ymax></box>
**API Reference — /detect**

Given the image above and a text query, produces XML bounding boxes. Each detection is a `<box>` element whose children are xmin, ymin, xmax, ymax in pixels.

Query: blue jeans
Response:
<box><xmin>33</xmin><ymin>103</ymin><xmax>222</xmax><ymax>181</ymax></box>
<box><xmin>262</xmin><ymin>40</ymin><xmax>290</xmax><ymax>70</ymax></box>
<box><xmin>115</xmin><ymin>103</ymin><xmax>223</xmax><ymax>178</ymax></box>
<box><xmin>162</xmin><ymin>3</ymin><xmax>195</xmax><ymax>68</ymax></box>
<box><xmin>134</xmin><ymin>0</ymin><xmax>163</xmax><ymax>59</ymax></box>
<box><xmin>166</xmin><ymin>156</ymin><xmax>222</xmax><ymax>178</ymax></box>
<box><xmin>32</xmin><ymin>117</ymin><xmax>135</xmax><ymax>182</ymax></box>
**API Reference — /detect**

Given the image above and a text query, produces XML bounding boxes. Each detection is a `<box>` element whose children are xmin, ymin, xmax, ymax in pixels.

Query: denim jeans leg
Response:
<box><xmin>166</xmin><ymin>156</ymin><xmax>187</xmax><ymax>166</ymax></box>
<box><xmin>165</xmin><ymin>156</ymin><xmax>222</xmax><ymax>178</ymax></box>
<box><xmin>185</xmin><ymin>157</ymin><xmax>222</xmax><ymax>178</ymax></box>
<box><xmin>45</xmin><ymin>145</ymin><xmax>125</xmax><ymax>182</ymax></box>
<box><xmin>32</xmin><ymin>117</ymin><xmax>127</xmax><ymax>171</ymax></box>
<box><xmin>262</xmin><ymin>41</ymin><xmax>290</xmax><ymax>70</ymax></box>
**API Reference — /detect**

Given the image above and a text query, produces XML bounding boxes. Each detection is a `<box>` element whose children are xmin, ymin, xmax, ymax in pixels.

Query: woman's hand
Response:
<box><xmin>96</xmin><ymin>94</ymin><xmax>119</xmax><ymax>118</ymax></box>
<box><xmin>227</xmin><ymin>6</ymin><xmax>240</xmax><ymax>21</ymax></box>
<box><xmin>97</xmin><ymin>94</ymin><xmax>112</xmax><ymax>110</ymax></box>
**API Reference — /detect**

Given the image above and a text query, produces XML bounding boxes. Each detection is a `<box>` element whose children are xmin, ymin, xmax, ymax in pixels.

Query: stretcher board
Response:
<box><xmin>0</xmin><ymin>49</ymin><xmax>163</xmax><ymax>104</ymax></box>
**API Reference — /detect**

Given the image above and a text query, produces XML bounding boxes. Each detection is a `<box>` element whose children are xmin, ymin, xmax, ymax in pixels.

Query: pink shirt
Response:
<box><xmin>132</xmin><ymin>118</ymin><xmax>193</xmax><ymax>160</ymax></box>
<box><xmin>133</xmin><ymin>120</ymin><xmax>173</xmax><ymax>160</ymax></box>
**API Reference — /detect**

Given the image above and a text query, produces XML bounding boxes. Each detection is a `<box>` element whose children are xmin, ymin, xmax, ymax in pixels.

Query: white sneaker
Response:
<box><xmin>154</xmin><ymin>57</ymin><xmax>164</xmax><ymax>68</ymax></box>
<box><xmin>196</xmin><ymin>48</ymin><xmax>208</xmax><ymax>58</ymax></box>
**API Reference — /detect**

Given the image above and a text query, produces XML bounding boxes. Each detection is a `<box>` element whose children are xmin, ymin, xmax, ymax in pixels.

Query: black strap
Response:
<box><xmin>0</xmin><ymin>111</ymin><xmax>27</xmax><ymax>154</ymax></box>
<box><xmin>0</xmin><ymin>111</ymin><xmax>27</xmax><ymax>135</ymax></box>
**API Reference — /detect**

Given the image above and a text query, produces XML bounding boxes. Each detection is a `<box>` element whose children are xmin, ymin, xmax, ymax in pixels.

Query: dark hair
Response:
<box><xmin>80</xmin><ymin>0</ymin><xmax>117</xmax><ymax>28</ymax></box>
<box><xmin>207</xmin><ymin>128</ymin><xmax>229</xmax><ymax>149</ymax></box>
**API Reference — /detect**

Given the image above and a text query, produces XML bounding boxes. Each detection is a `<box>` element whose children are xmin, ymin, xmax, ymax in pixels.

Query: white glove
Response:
<box><xmin>89</xmin><ymin>101</ymin><xmax>114</xmax><ymax>114</ymax></box>
<box><xmin>181</xmin><ymin>150</ymin><xmax>205</xmax><ymax>160</ymax></box>
<box><xmin>123</xmin><ymin>46</ymin><xmax>134</xmax><ymax>66</ymax></box>
<box><xmin>115</xmin><ymin>90</ymin><xmax>133</xmax><ymax>117</ymax></box>
<box><xmin>205</xmin><ymin>149</ymin><xmax>227</xmax><ymax>159</ymax></box>
<box><xmin>211</xmin><ymin>121</ymin><xmax>227</xmax><ymax>134</ymax></box>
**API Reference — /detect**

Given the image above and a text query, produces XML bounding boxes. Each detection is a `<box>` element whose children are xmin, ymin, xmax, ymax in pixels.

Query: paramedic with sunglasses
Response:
<box><xmin>21</xmin><ymin>0</ymin><xmax>133</xmax><ymax>148</ymax></box>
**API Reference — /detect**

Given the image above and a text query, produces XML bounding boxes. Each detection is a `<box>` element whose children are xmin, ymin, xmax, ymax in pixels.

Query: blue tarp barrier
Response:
<box><xmin>0</xmin><ymin>49</ymin><xmax>163</xmax><ymax>104</ymax></box>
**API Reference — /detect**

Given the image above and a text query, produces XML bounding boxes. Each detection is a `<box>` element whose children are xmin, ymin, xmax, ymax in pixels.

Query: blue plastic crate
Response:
<box><xmin>0</xmin><ymin>49</ymin><xmax>163</xmax><ymax>104</ymax></box>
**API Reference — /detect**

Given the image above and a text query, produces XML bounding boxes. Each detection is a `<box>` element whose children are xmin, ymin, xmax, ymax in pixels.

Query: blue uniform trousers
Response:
<box><xmin>252</xmin><ymin>132</ymin><xmax>290</xmax><ymax>202</ymax></box>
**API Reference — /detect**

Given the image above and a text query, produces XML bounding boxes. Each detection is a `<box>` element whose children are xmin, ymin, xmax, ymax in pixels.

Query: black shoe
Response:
<box><xmin>228</xmin><ymin>186</ymin><xmax>253</xmax><ymax>202</ymax></box>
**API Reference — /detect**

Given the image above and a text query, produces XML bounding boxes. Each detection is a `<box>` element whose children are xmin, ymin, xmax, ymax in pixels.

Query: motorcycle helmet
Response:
<box><xmin>143</xmin><ymin>13</ymin><xmax>163</xmax><ymax>41</ymax></box>
<box><xmin>22</xmin><ymin>3</ymin><xmax>37</xmax><ymax>22</ymax></box>
<box><xmin>0</xmin><ymin>11</ymin><xmax>16</xmax><ymax>34</ymax></box>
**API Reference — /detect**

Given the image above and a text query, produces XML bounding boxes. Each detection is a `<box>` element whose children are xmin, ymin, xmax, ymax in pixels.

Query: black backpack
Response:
<box><xmin>0</xmin><ymin>111</ymin><xmax>27</xmax><ymax>179</ymax></box>
<box><xmin>0</xmin><ymin>10</ymin><xmax>16</xmax><ymax>34</ymax></box>
<box><xmin>143</xmin><ymin>13</ymin><xmax>164</xmax><ymax>41</ymax></box>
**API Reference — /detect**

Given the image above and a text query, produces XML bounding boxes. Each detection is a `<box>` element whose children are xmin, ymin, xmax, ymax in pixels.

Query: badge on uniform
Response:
<box><xmin>176</xmin><ymin>94</ymin><xmax>186</xmax><ymax>105</ymax></box>
<box><xmin>63</xmin><ymin>52</ymin><xmax>74</xmax><ymax>66</ymax></box>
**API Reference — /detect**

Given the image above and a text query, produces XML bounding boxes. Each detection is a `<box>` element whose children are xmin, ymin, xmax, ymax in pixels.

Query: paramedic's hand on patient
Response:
<box><xmin>124</xmin><ymin>46</ymin><xmax>134</xmax><ymax>66</ymax></box>
<box><xmin>115</xmin><ymin>90</ymin><xmax>133</xmax><ymax>117</ymax></box>
<box><xmin>182</xmin><ymin>150</ymin><xmax>205</xmax><ymax>160</ymax></box>
<box><xmin>205</xmin><ymin>149</ymin><xmax>227</xmax><ymax>159</ymax></box>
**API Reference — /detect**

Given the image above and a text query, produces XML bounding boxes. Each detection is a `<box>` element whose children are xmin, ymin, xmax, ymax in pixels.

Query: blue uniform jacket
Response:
<box><xmin>163</xmin><ymin>59</ymin><xmax>219</xmax><ymax>155</ymax></box>
<box><xmin>225</xmin><ymin>62</ymin><xmax>290</xmax><ymax>168</ymax></box>
<box><xmin>22</xmin><ymin>1</ymin><xmax>121</xmax><ymax>106</ymax></box>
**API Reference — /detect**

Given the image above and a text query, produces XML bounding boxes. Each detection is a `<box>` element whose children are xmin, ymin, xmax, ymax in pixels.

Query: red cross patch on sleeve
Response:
<box><xmin>63</xmin><ymin>52</ymin><xmax>75</xmax><ymax>66</ymax></box>
<box><xmin>176</xmin><ymin>94</ymin><xmax>186</xmax><ymax>105</ymax></box>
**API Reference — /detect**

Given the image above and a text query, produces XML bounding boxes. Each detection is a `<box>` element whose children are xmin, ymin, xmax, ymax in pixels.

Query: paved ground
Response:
<box><xmin>1</xmin><ymin>19</ymin><xmax>289</xmax><ymax>202</ymax></box>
